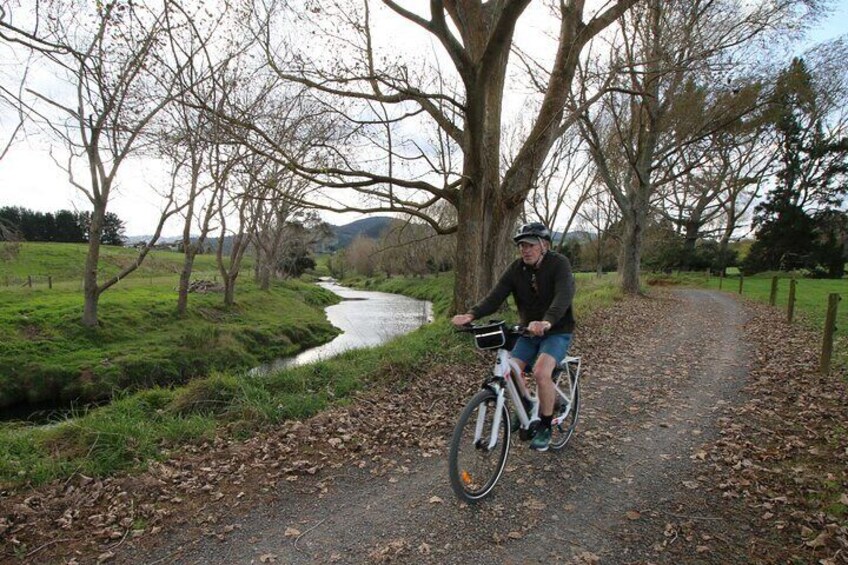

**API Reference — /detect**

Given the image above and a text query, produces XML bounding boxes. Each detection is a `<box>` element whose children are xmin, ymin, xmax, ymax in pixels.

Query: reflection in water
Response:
<box><xmin>253</xmin><ymin>280</ymin><xmax>433</xmax><ymax>375</ymax></box>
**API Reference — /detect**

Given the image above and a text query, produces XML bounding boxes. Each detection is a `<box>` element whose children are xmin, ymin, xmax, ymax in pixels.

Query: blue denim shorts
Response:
<box><xmin>511</xmin><ymin>333</ymin><xmax>572</xmax><ymax>369</ymax></box>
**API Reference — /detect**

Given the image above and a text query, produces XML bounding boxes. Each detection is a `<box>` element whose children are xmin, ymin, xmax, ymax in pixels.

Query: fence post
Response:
<box><xmin>48</xmin><ymin>275</ymin><xmax>52</xmax><ymax>290</ymax></box>
<box><xmin>820</xmin><ymin>293</ymin><xmax>841</xmax><ymax>375</ymax></box>
<box><xmin>787</xmin><ymin>279</ymin><xmax>797</xmax><ymax>323</ymax></box>
<box><xmin>738</xmin><ymin>275</ymin><xmax>744</xmax><ymax>295</ymax></box>
<box><xmin>769</xmin><ymin>276</ymin><xmax>778</xmax><ymax>306</ymax></box>
<box><xmin>719</xmin><ymin>271</ymin><xmax>724</xmax><ymax>290</ymax></box>
<box><xmin>27</xmin><ymin>275</ymin><xmax>32</xmax><ymax>288</ymax></box>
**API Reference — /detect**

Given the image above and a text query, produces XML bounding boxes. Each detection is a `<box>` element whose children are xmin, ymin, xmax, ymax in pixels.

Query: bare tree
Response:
<box><xmin>242</xmin><ymin>0</ymin><xmax>638</xmax><ymax>312</ymax></box>
<box><xmin>714</xmin><ymin>132</ymin><xmax>774</xmax><ymax>272</ymax></box>
<box><xmin>658</xmin><ymin>123</ymin><xmax>773</xmax><ymax>270</ymax></box>
<box><xmin>576</xmin><ymin>0</ymin><xmax>816</xmax><ymax>294</ymax></box>
<box><xmin>209</xmin><ymin>135</ymin><xmax>255</xmax><ymax>307</ymax></box>
<box><xmin>577</xmin><ymin>183</ymin><xmax>621</xmax><ymax>276</ymax></box>
<box><xmin>251</xmin><ymin>172</ymin><xmax>304</xmax><ymax>289</ymax></box>
<box><xmin>0</xmin><ymin>1</ymin><xmax>187</xmax><ymax>325</ymax></box>
<box><xmin>345</xmin><ymin>234</ymin><xmax>379</xmax><ymax>277</ymax></box>
<box><xmin>249</xmin><ymin>163</ymin><xmax>326</xmax><ymax>288</ymax></box>
<box><xmin>523</xmin><ymin>131</ymin><xmax>595</xmax><ymax>249</ymax></box>
<box><xmin>157</xmin><ymin>2</ymin><xmax>237</xmax><ymax>316</ymax></box>
<box><xmin>376</xmin><ymin>217</ymin><xmax>455</xmax><ymax>277</ymax></box>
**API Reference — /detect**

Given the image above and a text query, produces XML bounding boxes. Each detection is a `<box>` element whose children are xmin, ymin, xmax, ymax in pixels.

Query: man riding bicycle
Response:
<box><xmin>451</xmin><ymin>222</ymin><xmax>575</xmax><ymax>451</ymax></box>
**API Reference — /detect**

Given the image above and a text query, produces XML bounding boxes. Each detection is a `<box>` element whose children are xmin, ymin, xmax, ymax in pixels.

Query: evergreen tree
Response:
<box><xmin>76</xmin><ymin>211</ymin><xmax>127</xmax><ymax>246</ymax></box>
<box><xmin>101</xmin><ymin>213</ymin><xmax>126</xmax><ymax>246</ymax></box>
<box><xmin>743</xmin><ymin>58</ymin><xmax>848</xmax><ymax>275</ymax></box>
<box><xmin>54</xmin><ymin>210</ymin><xmax>86</xmax><ymax>242</ymax></box>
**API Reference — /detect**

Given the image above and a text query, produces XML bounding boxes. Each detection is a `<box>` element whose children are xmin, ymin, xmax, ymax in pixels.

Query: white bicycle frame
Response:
<box><xmin>475</xmin><ymin>346</ymin><xmax>581</xmax><ymax>451</ymax></box>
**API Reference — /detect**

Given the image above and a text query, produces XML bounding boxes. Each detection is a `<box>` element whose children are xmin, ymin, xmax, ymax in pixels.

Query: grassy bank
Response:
<box><xmin>0</xmin><ymin>280</ymin><xmax>339</xmax><ymax>408</ymax></box>
<box><xmin>0</xmin><ymin>243</ymin><xmax>339</xmax><ymax>408</ymax></box>
<box><xmin>0</xmin><ymin>270</ymin><xmax>621</xmax><ymax>489</ymax></box>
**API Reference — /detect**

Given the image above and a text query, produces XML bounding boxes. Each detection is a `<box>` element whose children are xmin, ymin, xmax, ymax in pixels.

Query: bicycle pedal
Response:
<box><xmin>518</xmin><ymin>422</ymin><xmax>539</xmax><ymax>441</ymax></box>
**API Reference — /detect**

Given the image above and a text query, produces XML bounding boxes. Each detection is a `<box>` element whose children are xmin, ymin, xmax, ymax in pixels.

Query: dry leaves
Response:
<box><xmin>692</xmin><ymin>301</ymin><xmax>848</xmax><ymax>562</ymax></box>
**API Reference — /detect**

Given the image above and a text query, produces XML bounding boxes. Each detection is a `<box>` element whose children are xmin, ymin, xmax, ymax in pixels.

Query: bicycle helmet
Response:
<box><xmin>513</xmin><ymin>222</ymin><xmax>552</xmax><ymax>244</ymax></box>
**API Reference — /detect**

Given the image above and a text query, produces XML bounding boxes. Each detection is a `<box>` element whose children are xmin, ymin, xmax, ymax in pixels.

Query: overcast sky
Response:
<box><xmin>1</xmin><ymin>1</ymin><xmax>846</xmax><ymax>238</ymax></box>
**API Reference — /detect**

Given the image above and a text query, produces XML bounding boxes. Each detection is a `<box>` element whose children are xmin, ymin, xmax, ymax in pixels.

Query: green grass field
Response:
<box><xmin>0</xmin><ymin>241</ymin><xmax>227</xmax><ymax>287</ymax></box>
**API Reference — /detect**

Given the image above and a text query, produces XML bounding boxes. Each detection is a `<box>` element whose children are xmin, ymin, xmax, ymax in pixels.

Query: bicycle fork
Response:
<box><xmin>475</xmin><ymin>385</ymin><xmax>507</xmax><ymax>451</ymax></box>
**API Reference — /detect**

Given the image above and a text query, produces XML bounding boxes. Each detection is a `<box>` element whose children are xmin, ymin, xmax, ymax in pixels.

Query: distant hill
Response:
<box><xmin>124</xmin><ymin>235</ymin><xmax>183</xmax><ymax>246</ymax></box>
<box><xmin>556</xmin><ymin>230</ymin><xmax>592</xmax><ymax>244</ymax></box>
<box><xmin>126</xmin><ymin>216</ymin><xmax>395</xmax><ymax>254</ymax></box>
<box><xmin>328</xmin><ymin>216</ymin><xmax>393</xmax><ymax>250</ymax></box>
<box><xmin>126</xmin><ymin>218</ymin><xmax>583</xmax><ymax>253</ymax></box>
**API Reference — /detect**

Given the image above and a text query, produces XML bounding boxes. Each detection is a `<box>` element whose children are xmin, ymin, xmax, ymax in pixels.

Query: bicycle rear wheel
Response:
<box><xmin>549</xmin><ymin>369</ymin><xmax>580</xmax><ymax>451</ymax></box>
<box><xmin>448</xmin><ymin>388</ymin><xmax>510</xmax><ymax>503</ymax></box>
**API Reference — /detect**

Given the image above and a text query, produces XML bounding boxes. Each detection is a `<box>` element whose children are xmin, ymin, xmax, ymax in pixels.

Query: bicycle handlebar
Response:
<box><xmin>455</xmin><ymin>322</ymin><xmax>528</xmax><ymax>335</ymax></box>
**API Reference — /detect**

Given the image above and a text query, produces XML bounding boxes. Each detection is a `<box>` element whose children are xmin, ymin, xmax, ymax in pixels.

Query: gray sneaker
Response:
<box><xmin>530</xmin><ymin>426</ymin><xmax>551</xmax><ymax>451</ymax></box>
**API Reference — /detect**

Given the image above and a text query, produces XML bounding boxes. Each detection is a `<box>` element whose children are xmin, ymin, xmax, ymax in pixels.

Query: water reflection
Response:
<box><xmin>253</xmin><ymin>280</ymin><xmax>433</xmax><ymax>374</ymax></box>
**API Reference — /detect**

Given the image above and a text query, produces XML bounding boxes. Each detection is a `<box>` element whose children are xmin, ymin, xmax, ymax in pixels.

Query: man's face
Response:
<box><xmin>518</xmin><ymin>239</ymin><xmax>543</xmax><ymax>265</ymax></box>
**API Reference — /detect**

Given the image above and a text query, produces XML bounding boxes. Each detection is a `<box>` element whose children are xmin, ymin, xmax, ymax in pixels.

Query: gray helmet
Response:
<box><xmin>513</xmin><ymin>222</ymin><xmax>552</xmax><ymax>244</ymax></box>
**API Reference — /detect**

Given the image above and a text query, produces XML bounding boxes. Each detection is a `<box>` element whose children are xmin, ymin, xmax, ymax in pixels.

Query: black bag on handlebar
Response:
<box><xmin>472</xmin><ymin>321</ymin><xmax>507</xmax><ymax>350</ymax></box>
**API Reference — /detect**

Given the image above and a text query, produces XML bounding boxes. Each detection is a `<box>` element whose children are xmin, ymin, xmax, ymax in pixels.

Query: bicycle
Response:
<box><xmin>448</xmin><ymin>320</ymin><xmax>581</xmax><ymax>503</ymax></box>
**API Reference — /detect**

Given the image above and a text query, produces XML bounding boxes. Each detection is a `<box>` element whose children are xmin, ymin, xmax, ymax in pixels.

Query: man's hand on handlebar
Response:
<box><xmin>451</xmin><ymin>313</ymin><xmax>475</xmax><ymax>328</ymax></box>
<box><xmin>527</xmin><ymin>320</ymin><xmax>551</xmax><ymax>337</ymax></box>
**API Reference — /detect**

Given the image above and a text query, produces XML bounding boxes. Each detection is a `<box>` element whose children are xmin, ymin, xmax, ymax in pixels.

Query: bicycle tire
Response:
<box><xmin>549</xmin><ymin>368</ymin><xmax>580</xmax><ymax>451</ymax></box>
<box><xmin>448</xmin><ymin>388</ymin><xmax>510</xmax><ymax>503</ymax></box>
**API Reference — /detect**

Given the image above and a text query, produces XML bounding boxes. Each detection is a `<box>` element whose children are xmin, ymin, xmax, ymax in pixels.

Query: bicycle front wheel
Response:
<box><xmin>448</xmin><ymin>388</ymin><xmax>510</xmax><ymax>503</ymax></box>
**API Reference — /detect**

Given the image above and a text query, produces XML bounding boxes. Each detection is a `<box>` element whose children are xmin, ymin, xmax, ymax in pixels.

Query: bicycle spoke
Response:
<box><xmin>549</xmin><ymin>370</ymin><xmax>580</xmax><ymax>451</ymax></box>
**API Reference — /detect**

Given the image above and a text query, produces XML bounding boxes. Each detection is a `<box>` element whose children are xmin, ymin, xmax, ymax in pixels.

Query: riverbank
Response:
<box><xmin>0</xmin><ymin>278</ymin><xmax>340</xmax><ymax>411</ymax></box>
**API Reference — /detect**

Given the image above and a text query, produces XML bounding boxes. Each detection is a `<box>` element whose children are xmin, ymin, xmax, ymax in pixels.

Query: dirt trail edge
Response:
<box><xmin>108</xmin><ymin>289</ymin><xmax>750</xmax><ymax>564</ymax></box>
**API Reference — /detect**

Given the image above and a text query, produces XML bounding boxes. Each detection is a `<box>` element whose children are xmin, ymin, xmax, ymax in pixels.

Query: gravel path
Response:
<box><xmin>115</xmin><ymin>288</ymin><xmax>753</xmax><ymax>564</ymax></box>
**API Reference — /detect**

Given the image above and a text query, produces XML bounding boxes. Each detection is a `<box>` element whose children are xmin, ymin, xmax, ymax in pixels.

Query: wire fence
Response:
<box><xmin>710</xmin><ymin>271</ymin><xmax>843</xmax><ymax>375</ymax></box>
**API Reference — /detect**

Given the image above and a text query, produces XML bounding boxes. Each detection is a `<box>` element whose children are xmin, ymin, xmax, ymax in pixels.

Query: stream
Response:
<box><xmin>252</xmin><ymin>279</ymin><xmax>433</xmax><ymax>374</ymax></box>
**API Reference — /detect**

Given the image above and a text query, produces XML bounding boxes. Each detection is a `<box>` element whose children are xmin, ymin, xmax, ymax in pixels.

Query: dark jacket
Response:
<box><xmin>469</xmin><ymin>251</ymin><xmax>575</xmax><ymax>334</ymax></box>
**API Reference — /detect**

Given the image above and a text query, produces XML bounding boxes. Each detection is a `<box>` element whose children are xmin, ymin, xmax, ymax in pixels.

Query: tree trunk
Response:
<box><xmin>177</xmin><ymin>253</ymin><xmax>197</xmax><ymax>316</ymax></box>
<box><xmin>450</xmin><ymin>32</ymin><xmax>521</xmax><ymax>314</ymax></box>
<box><xmin>682</xmin><ymin>219</ymin><xmax>700</xmax><ymax>270</ymax></box>
<box><xmin>82</xmin><ymin>203</ymin><xmax>106</xmax><ymax>327</ymax></box>
<box><xmin>257</xmin><ymin>261</ymin><xmax>272</xmax><ymax>291</ymax></box>
<box><xmin>619</xmin><ymin>201</ymin><xmax>648</xmax><ymax>295</ymax></box>
<box><xmin>224</xmin><ymin>273</ymin><xmax>237</xmax><ymax>307</ymax></box>
<box><xmin>452</xmin><ymin>195</ymin><xmax>519</xmax><ymax>313</ymax></box>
